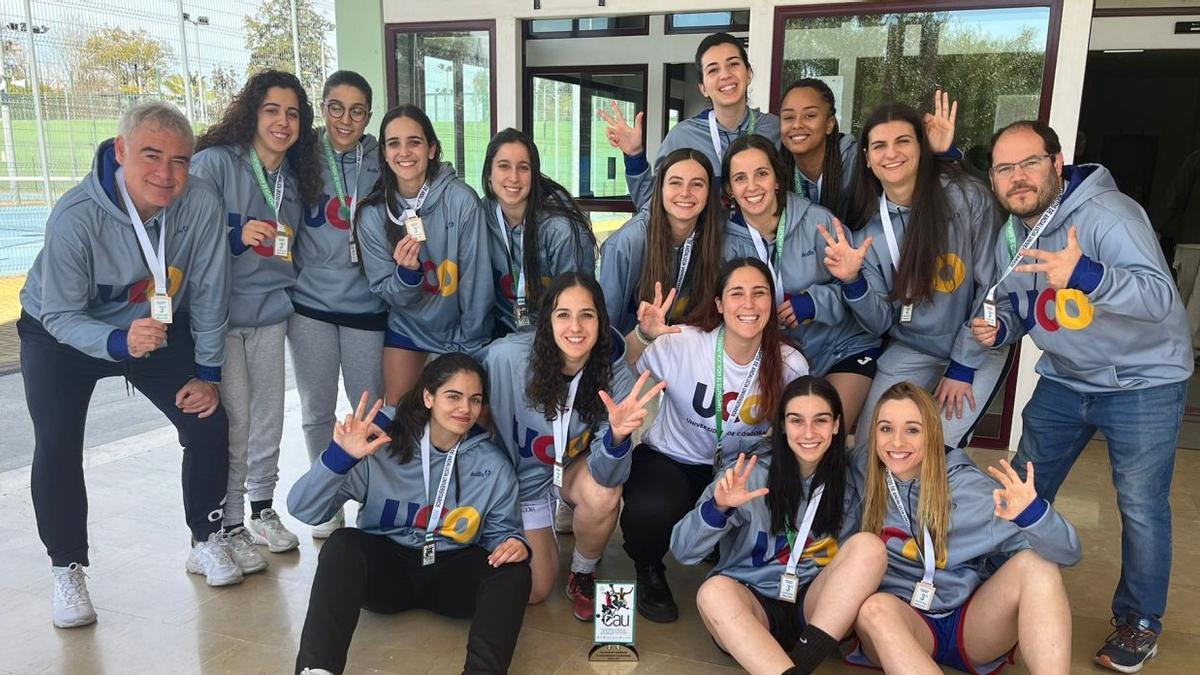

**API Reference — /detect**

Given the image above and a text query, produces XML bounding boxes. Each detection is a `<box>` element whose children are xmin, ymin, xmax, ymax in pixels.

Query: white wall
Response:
<box><xmin>1090</xmin><ymin>14</ymin><xmax>1200</xmax><ymax>50</ymax></box>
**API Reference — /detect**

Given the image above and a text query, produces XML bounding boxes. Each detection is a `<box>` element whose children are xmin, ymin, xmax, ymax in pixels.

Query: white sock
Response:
<box><xmin>571</xmin><ymin>549</ymin><xmax>599</xmax><ymax>574</ymax></box>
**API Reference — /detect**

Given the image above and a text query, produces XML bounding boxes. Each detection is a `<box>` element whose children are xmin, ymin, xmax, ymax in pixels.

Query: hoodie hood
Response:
<box><xmin>395</xmin><ymin>161</ymin><xmax>460</xmax><ymax>214</ymax></box>
<box><xmin>1040</xmin><ymin>163</ymin><xmax>1103</xmax><ymax>235</ymax></box>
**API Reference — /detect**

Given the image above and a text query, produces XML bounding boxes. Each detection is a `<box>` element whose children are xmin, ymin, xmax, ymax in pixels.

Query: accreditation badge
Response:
<box><xmin>150</xmin><ymin>294</ymin><xmax>173</xmax><ymax>324</ymax></box>
<box><xmin>405</xmin><ymin>215</ymin><xmax>427</xmax><ymax>242</ymax></box>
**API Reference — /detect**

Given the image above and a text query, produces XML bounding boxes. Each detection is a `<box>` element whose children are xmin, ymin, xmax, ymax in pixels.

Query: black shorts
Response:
<box><xmin>748</xmin><ymin>582</ymin><xmax>811</xmax><ymax>652</ymax></box>
<box><xmin>826</xmin><ymin>347</ymin><xmax>883</xmax><ymax>378</ymax></box>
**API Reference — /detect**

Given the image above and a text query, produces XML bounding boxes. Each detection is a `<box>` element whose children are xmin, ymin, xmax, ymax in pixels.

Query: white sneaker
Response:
<box><xmin>554</xmin><ymin>499</ymin><xmax>574</xmax><ymax>534</ymax></box>
<box><xmin>51</xmin><ymin>563</ymin><xmax>97</xmax><ymax>628</ymax></box>
<box><xmin>225</xmin><ymin>526</ymin><xmax>268</xmax><ymax>574</ymax></box>
<box><xmin>312</xmin><ymin>508</ymin><xmax>345</xmax><ymax>540</ymax></box>
<box><xmin>248</xmin><ymin>508</ymin><xmax>300</xmax><ymax>553</ymax></box>
<box><xmin>186</xmin><ymin>532</ymin><xmax>244</xmax><ymax>586</ymax></box>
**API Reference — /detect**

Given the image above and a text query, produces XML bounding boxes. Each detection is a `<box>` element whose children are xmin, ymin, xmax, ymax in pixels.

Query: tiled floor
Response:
<box><xmin>2</xmin><ymin>389</ymin><xmax>1200</xmax><ymax>674</ymax></box>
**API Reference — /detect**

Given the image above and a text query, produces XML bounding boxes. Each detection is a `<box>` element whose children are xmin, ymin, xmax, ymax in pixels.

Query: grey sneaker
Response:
<box><xmin>225</xmin><ymin>526</ymin><xmax>268</xmax><ymax>574</ymax></box>
<box><xmin>312</xmin><ymin>508</ymin><xmax>345</xmax><ymax>540</ymax></box>
<box><xmin>186</xmin><ymin>532</ymin><xmax>244</xmax><ymax>586</ymax></box>
<box><xmin>248</xmin><ymin>508</ymin><xmax>300</xmax><ymax>553</ymax></box>
<box><xmin>1096</xmin><ymin>617</ymin><xmax>1158</xmax><ymax>673</ymax></box>
<box><xmin>51</xmin><ymin>563</ymin><xmax>97</xmax><ymax>628</ymax></box>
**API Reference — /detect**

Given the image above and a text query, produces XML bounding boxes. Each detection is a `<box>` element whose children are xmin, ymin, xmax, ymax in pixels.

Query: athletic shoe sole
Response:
<box><xmin>1096</xmin><ymin>644</ymin><xmax>1158</xmax><ymax>673</ymax></box>
<box><xmin>249</xmin><ymin>531</ymin><xmax>299</xmax><ymax>553</ymax></box>
<box><xmin>185</xmin><ymin>561</ymin><xmax>243</xmax><ymax>587</ymax></box>
<box><xmin>53</xmin><ymin>614</ymin><xmax>97</xmax><ymax>629</ymax></box>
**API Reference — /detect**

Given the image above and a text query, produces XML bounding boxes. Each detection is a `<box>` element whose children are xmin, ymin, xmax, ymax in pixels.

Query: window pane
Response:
<box><xmin>529</xmin><ymin>19</ymin><xmax>573</xmax><ymax>34</ymax></box>
<box><xmin>780</xmin><ymin>7</ymin><xmax>1051</xmax><ymax>164</ymax></box>
<box><xmin>670</xmin><ymin>11</ymin><xmax>750</xmax><ymax>30</ymax></box>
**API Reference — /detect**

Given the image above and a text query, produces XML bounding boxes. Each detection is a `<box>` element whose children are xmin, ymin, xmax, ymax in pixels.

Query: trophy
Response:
<box><xmin>589</xmin><ymin>580</ymin><xmax>639</xmax><ymax>662</ymax></box>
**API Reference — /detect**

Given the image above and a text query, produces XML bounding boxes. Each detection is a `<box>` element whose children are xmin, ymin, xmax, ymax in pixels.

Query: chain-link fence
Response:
<box><xmin>0</xmin><ymin>0</ymin><xmax>337</xmax><ymax>276</ymax></box>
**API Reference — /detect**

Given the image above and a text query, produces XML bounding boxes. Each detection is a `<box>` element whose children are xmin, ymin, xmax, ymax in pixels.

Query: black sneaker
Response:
<box><xmin>1096</xmin><ymin>617</ymin><xmax>1158</xmax><ymax>673</ymax></box>
<box><xmin>635</xmin><ymin>564</ymin><xmax>678</xmax><ymax>623</ymax></box>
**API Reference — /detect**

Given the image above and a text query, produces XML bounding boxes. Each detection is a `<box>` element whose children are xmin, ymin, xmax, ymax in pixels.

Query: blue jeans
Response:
<box><xmin>1014</xmin><ymin>377</ymin><xmax>1187</xmax><ymax>634</ymax></box>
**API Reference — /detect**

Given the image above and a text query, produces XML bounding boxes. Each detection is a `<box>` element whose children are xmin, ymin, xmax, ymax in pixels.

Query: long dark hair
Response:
<box><xmin>387</xmin><ymin>352</ymin><xmax>488</xmax><ymax>463</ymax></box>
<box><xmin>482</xmin><ymin>128</ymin><xmax>597</xmax><ymax>310</ymax></box>
<box><xmin>778</xmin><ymin>79</ymin><xmax>845</xmax><ymax>214</ymax></box>
<box><xmin>196</xmin><ymin>69</ymin><xmax>321</xmax><ymax>208</ymax></box>
<box><xmin>767</xmin><ymin>376</ymin><xmax>848</xmax><ymax>538</ymax></box>
<box><xmin>639</xmin><ymin>148</ymin><xmax>723</xmax><ymax>316</ymax></box>
<box><xmin>356</xmin><ymin>105</ymin><xmax>445</xmax><ymax>248</ymax></box>
<box><xmin>527</xmin><ymin>273</ymin><xmax>613</xmax><ymax>429</ymax></box>
<box><xmin>848</xmin><ymin>102</ymin><xmax>954</xmax><ymax>305</ymax></box>
<box><xmin>722</xmin><ymin>134</ymin><xmax>787</xmax><ymax>220</ymax></box>
<box><xmin>685</xmin><ymin>257</ymin><xmax>796</xmax><ymax>429</ymax></box>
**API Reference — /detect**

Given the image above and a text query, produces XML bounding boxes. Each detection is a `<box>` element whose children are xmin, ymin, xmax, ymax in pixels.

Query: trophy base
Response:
<box><xmin>588</xmin><ymin>643</ymin><xmax>639</xmax><ymax>662</ymax></box>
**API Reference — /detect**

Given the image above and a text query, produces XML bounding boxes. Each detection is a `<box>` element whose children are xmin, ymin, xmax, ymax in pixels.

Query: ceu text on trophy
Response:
<box><xmin>589</xmin><ymin>580</ymin><xmax>638</xmax><ymax>662</ymax></box>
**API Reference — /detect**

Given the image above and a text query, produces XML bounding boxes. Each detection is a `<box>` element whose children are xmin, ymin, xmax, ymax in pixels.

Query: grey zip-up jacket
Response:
<box><xmin>292</xmin><ymin>131</ymin><xmax>386</xmax><ymax>328</ymax></box>
<box><xmin>357</xmin><ymin>163</ymin><xmax>494</xmax><ymax>355</ymax></box>
<box><xmin>485</xmin><ymin>195</ymin><xmax>596</xmax><ymax>337</ymax></box>
<box><xmin>843</xmin><ymin>172</ymin><xmax>1002</xmax><ymax>382</ymax></box>
<box><xmin>724</xmin><ymin>191</ymin><xmax>880</xmax><ymax>375</ymax></box>
<box><xmin>986</xmin><ymin>164</ymin><xmax>1193</xmax><ymax>392</ymax></box>
<box><xmin>483</xmin><ymin>330</ymin><xmax>639</xmax><ymax>502</ymax></box>
<box><xmin>791</xmin><ymin>132</ymin><xmax>859</xmax><ymax>221</ymax></box>
<box><xmin>190</xmin><ymin>144</ymin><xmax>300</xmax><ymax>328</ymax></box>
<box><xmin>670</xmin><ymin>455</ymin><xmax>862</xmax><ymax>598</ymax></box>
<box><xmin>20</xmin><ymin>139</ymin><xmax>229</xmax><ymax>381</ymax></box>
<box><xmin>287</xmin><ymin>419</ymin><xmax>526</xmax><ymax>554</ymax></box>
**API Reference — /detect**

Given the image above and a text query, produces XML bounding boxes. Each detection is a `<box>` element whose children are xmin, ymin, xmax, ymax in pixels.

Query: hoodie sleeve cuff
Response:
<box><xmin>1013</xmin><ymin>497</ymin><xmax>1050</xmax><ymax>528</ymax></box>
<box><xmin>372</xmin><ymin>409</ymin><xmax>392</xmax><ymax>431</ymax></box>
<box><xmin>624</xmin><ymin>152</ymin><xmax>649</xmax><ymax>177</ymax></box>
<box><xmin>194</xmin><ymin>364</ymin><xmax>221</xmax><ymax>383</ymax></box>
<box><xmin>320</xmin><ymin>441</ymin><xmax>361</xmax><ymax>475</ymax></box>
<box><xmin>841</xmin><ymin>276</ymin><xmax>868</xmax><ymax>300</ymax></box>
<box><xmin>700</xmin><ymin>498</ymin><xmax>732</xmax><ymax>528</ymax></box>
<box><xmin>603</xmin><ymin>429</ymin><xmax>632</xmax><ymax>458</ymax></box>
<box><xmin>994</xmin><ymin>320</ymin><xmax>1008</xmax><ymax>346</ymax></box>
<box><xmin>944</xmin><ymin>360</ymin><xmax>976</xmax><ymax>384</ymax></box>
<box><xmin>1068</xmin><ymin>255</ymin><xmax>1103</xmax><ymax>294</ymax></box>
<box><xmin>107</xmin><ymin>329</ymin><xmax>132</xmax><ymax>361</ymax></box>
<box><xmin>790</xmin><ymin>292</ymin><xmax>816</xmax><ymax>323</ymax></box>
<box><xmin>228</xmin><ymin>228</ymin><xmax>250</xmax><ymax>255</ymax></box>
<box><xmin>935</xmin><ymin>144</ymin><xmax>964</xmax><ymax>160</ymax></box>
<box><xmin>395</xmin><ymin>266</ymin><xmax>423</xmax><ymax>287</ymax></box>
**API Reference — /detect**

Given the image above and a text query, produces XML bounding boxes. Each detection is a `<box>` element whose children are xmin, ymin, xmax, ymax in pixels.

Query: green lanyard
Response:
<box><xmin>321</xmin><ymin>134</ymin><xmax>362</xmax><ymax>221</ymax></box>
<box><xmin>712</xmin><ymin>326</ymin><xmax>763</xmax><ymax>470</ymax></box>
<box><xmin>248</xmin><ymin>147</ymin><xmax>283</xmax><ymax>223</ymax></box>
<box><xmin>1004</xmin><ymin>216</ymin><xmax>1020</xmax><ymax>261</ymax></box>
<box><xmin>774</xmin><ymin>205</ymin><xmax>787</xmax><ymax>264</ymax></box>
<box><xmin>746</xmin><ymin>108</ymin><xmax>759</xmax><ymax>134</ymax></box>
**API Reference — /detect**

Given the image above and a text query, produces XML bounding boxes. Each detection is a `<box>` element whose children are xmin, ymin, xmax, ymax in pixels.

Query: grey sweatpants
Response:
<box><xmin>221</xmin><ymin>321</ymin><xmax>288</xmax><ymax>527</ymax></box>
<box><xmin>286</xmin><ymin>313</ymin><xmax>385</xmax><ymax>463</ymax></box>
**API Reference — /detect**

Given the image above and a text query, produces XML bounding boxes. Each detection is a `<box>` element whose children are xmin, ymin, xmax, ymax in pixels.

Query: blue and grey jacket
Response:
<box><xmin>287</xmin><ymin>418</ymin><xmax>526</xmax><ymax>554</ymax></box>
<box><xmin>625</xmin><ymin>108</ymin><xmax>781</xmax><ymax>208</ymax></box>
<box><xmin>292</xmin><ymin>130</ymin><xmax>386</xmax><ymax>329</ymax></box>
<box><xmin>357</xmin><ymin>163</ymin><xmax>493</xmax><ymax>355</ymax></box>
<box><xmin>190</xmin><ymin>144</ymin><xmax>300</xmax><ymax>328</ymax></box>
<box><xmin>843</xmin><ymin>173</ymin><xmax>1002</xmax><ymax>382</ymax></box>
<box><xmin>724</xmin><ymin>191</ymin><xmax>880</xmax><ymax>375</ymax></box>
<box><xmin>485</xmin><ymin>195</ymin><xmax>596</xmax><ymax>336</ymax></box>
<box><xmin>483</xmin><ymin>330</ymin><xmax>639</xmax><ymax>502</ymax></box>
<box><xmin>986</xmin><ymin>165</ymin><xmax>1193</xmax><ymax>392</ymax></box>
<box><xmin>670</xmin><ymin>454</ymin><xmax>862</xmax><ymax>598</ymax></box>
<box><xmin>870</xmin><ymin>448</ymin><xmax>1081</xmax><ymax>614</ymax></box>
<box><xmin>20</xmin><ymin>139</ymin><xmax>229</xmax><ymax>381</ymax></box>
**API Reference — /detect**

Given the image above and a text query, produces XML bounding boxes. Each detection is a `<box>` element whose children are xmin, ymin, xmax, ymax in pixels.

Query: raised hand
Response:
<box><xmin>1015</xmin><ymin>225</ymin><xmax>1082</xmax><ymax>291</ymax></box>
<box><xmin>988</xmin><ymin>459</ymin><xmax>1038</xmax><ymax>521</ymax></box>
<box><xmin>393</xmin><ymin>234</ymin><xmax>422</xmax><ymax>271</ymax></box>
<box><xmin>923</xmin><ymin>89</ymin><xmax>958</xmax><ymax>154</ymax></box>
<box><xmin>636</xmin><ymin>281</ymin><xmax>683</xmax><ymax>340</ymax></box>
<box><xmin>934</xmin><ymin>377</ymin><xmax>976</xmax><ymax>421</ymax></box>
<box><xmin>597</xmin><ymin>100</ymin><xmax>645</xmax><ymax>156</ymax></box>
<box><xmin>600</xmin><ymin>371</ymin><xmax>667</xmax><ymax>446</ymax></box>
<box><xmin>487</xmin><ymin>537</ymin><xmax>529</xmax><ymax>567</ymax></box>
<box><xmin>970</xmin><ymin>317</ymin><xmax>999</xmax><ymax>347</ymax></box>
<box><xmin>714</xmin><ymin>453</ymin><xmax>770</xmax><ymax>511</ymax></box>
<box><xmin>334</xmin><ymin>392</ymin><xmax>392</xmax><ymax>459</ymax></box>
<box><xmin>818</xmin><ymin>218</ymin><xmax>873</xmax><ymax>283</ymax></box>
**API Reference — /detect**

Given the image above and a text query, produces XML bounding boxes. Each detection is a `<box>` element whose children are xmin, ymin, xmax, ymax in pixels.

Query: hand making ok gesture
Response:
<box><xmin>333</xmin><ymin>392</ymin><xmax>393</xmax><ymax>459</ymax></box>
<box><xmin>600</xmin><ymin>371</ymin><xmax>667</xmax><ymax>446</ymax></box>
<box><xmin>818</xmin><ymin>219</ymin><xmax>874</xmax><ymax>283</ymax></box>
<box><xmin>987</xmin><ymin>459</ymin><xmax>1038</xmax><ymax>521</ymax></box>
<box><xmin>597</xmin><ymin>100</ymin><xmax>645</xmax><ymax>157</ymax></box>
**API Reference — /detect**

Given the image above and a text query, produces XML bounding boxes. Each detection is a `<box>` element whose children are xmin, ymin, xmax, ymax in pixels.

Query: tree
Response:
<box><xmin>243</xmin><ymin>0</ymin><xmax>333</xmax><ymax>94</ymax></box>
<box><xmin>79</xmin><ymin>27</ymin><xmax>172</xmax><ymax>96</ymax></box>
<box><xmin>208</xmin><ymin>65</ymin><xmax>242</xmax><ymax>118</ymax></box>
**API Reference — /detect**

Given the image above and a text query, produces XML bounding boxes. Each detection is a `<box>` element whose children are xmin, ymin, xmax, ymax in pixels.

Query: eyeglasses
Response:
<box><xmin>324</xmin><ymin>100</ymin><xmax>370</xmax><ymax>123</ymax></box>
<box><xmin>990</xmin><ymin>154</ymin><xmax>1052</xmax><ymax>179</ymax></box>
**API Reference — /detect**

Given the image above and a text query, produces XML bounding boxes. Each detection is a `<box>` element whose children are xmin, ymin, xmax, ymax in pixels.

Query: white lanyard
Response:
<box><xmin>885</xmin><ymin>470</ymin><xmax>935</xmax><ymax>586</ymax></box>
<box><xmin>784</xmin><ymin>484</ymin><xmax>825</xmax><ymax>576</ymax></box>
<box><xmin>115</xmin><ymin>168</ymin><xmax>167</xmax><ymax>298</ymax></box>
<box><xmin>674</xmin><ymin>230</ymin><xmax>696</xmax><ymax>293</ymax></box>
<box><xmin>419</xmin><ymin>424</ymin><xmax>462</xmax><ymax>543</ymax></box>
<box><xmin>986</xmin><ymin>189</ymin><xmax>1065</xmax><ymax>304</ymax></box>
<box><xmin>746</xmin><ymin>217</ymin><xmax>786</xmax><ymax>306</ymax></box>
<box><xmin>552</xmin><ymin>371</ymin><xmax>584</xmax><ymax>488</ymax></box>
<box><xmin>398</xmin><ymin>181</ymin><xmax>431</xmax><ymax>220</ymax></box>
<box><xmin>494</xmin><ymin>202</ymin><xmax>526</xmax><ymax>306</ymax></box>
<box><xmin>708</xmin><ymin>108</ymin><xmax>757</xmax><ymax>169</ymax></box>
<box><xmin>877</xmin><ymin>193</ymin><xmax>902</xmax><ymax>272</ymax></box>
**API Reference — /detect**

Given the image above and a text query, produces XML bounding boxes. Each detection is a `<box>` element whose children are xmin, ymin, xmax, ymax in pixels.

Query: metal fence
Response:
<box><xmin>0</xmin><ymin>0</ymin><xmax>337</xmax><ymax>276</ymax></box>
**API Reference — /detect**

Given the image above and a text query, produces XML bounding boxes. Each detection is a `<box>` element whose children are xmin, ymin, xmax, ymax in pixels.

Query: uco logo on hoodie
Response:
<box><xmin>1008</xmin><ymin>288</ymin><xmax>1095</xmax><ymax>332</ymax></box>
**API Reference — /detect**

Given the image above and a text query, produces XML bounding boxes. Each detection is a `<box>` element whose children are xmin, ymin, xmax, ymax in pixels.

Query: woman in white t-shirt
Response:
<box><xmin>620</xmin><ymin>256</ymin><xmax>809</xmax><ymax>624</ymax></box>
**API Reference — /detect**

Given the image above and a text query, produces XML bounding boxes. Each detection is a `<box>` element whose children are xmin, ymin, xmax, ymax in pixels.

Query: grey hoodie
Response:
<box><xmin>625</xmin><ymin>108</ymin><xmax>781</xmax><ymax>208</ymax></box>
<box><xmin>483</xmin><ymin>330</ymin><xmax>639</xmax><ymax>502</ymax></box>
<box><xmin>724</xmin><ymin>191</ymin><xmax>880</xmax><ymax>375</ymax></box>
<box><xmin>791</xmin><ymin>132</ymin><xmax>859</xmax><ymax>220</ymax></box>
<box><xmin>292</xmin><ymin>131</ymin><xmax>386</xmax><ymax>326</ymax></box>
<box><xmin>987</xmin><ymin>165</ymin><xmax>1193</xmax><ymax>392</ymax></box>
<box><xmin>287</xmin><ymin>419</ymin><xmax>526</xmax><ymax>554</ymax></box>
<box><xmin>670</xmin><ymin>455</ymin><xmax>862</xmax><ymax>598</ymax></box>
<box><xmin>485</xmin><ymin>196</ymin><xmax>596</xmax><ymax>336</ymax></box>
<box><xmin>20</xmin><ymin>139</ymin><xmax>229</xmax><ymax>381</ymax></box>
<box><xmin>357</xmin><ymin>162</ymin><xmax>494</xmax><ymax>354</ymax></box>
<box><xmin>843</xmin><ymin>173</ymin><xmax>1002</xmax><ymax>381</ymax></box>
<box><xmin>189</xmin><ymin>144</ymin><xmax>300</xmax><ymax>328</ymax></box>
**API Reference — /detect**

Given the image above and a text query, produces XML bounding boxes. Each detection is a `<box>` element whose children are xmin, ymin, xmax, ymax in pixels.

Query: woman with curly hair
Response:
<box><xmin>191</xmin><ymin>69</ymin><xmax>320</xmax><ymax>572</ymax></box>
<box><xmin>484</xmin><ymin>273</ymin><xmax>658</xmax><ymax>621</ymax></box>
